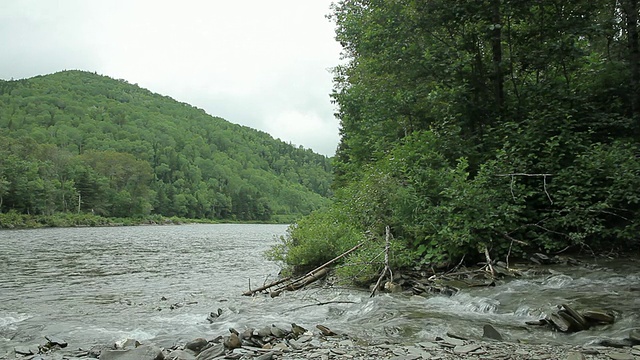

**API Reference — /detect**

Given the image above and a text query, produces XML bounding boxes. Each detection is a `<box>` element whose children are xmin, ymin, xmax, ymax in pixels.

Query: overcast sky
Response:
<box><xmin>0</xmin><ymin>1</ymin><xmax>343</xmax><ymax>156</ymax></box>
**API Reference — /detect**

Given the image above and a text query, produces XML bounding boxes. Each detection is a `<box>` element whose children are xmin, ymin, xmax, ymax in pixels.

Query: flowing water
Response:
<box><xmin>0</xmin><ymin>224</ymin><xmax>638</xmax><ymax>356</ymax></box>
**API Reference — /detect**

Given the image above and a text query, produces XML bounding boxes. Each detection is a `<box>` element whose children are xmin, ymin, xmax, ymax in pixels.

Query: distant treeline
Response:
<box><xmin>0</xmin><ymin>70</ymin><xmax>332</xmax><ymax>222</ymax></box>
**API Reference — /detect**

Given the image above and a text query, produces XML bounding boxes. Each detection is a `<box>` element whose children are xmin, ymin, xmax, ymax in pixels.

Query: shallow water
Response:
<box><xmin>0</xmin><ymin>224</ymin><xmax>638</xmax><ymax>356</ymax></box>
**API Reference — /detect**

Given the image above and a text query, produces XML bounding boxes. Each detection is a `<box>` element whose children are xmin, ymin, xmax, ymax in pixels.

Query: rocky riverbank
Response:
<box><xmin>6</xmin><ymin>321</ymin><xmax>640</xmax><ymax>360</ymax></box>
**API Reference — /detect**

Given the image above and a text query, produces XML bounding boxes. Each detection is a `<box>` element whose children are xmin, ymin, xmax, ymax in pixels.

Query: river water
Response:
<box><xmin>0</xmin><ymin>224</ymin><xmax>638</xmax><ymax>356</ymax></box>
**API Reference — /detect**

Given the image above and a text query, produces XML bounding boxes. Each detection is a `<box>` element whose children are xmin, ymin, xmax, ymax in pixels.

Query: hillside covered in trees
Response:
<box><xmin>271</xmin><ymin>0</ymin><xmax>640</xmax><ymax>280</ymax></box>
<box><xmin>0</xmin><ymin>70</ymin><xmax>332</xmax><ymax>223</ymax></box>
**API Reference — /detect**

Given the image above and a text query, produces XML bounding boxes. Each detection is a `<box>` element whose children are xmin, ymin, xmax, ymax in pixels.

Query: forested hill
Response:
<box><xmin>0</xmin><ymin>70</ymin><xmax>332</xmax><ymax>221</ymax></box>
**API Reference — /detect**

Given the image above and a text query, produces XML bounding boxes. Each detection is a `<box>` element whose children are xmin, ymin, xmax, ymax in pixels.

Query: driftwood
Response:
<box><xmin>243</xmin><ymin>242</ymin><xmax>363</xmax><ymax>297</ymax></box>
<box><xmin>243</xmin><ymin>276</ymin><xmax>291</xmax><ymax>296</ymax></box>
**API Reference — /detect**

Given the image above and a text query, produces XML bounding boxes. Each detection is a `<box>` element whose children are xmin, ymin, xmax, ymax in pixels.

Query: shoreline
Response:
<box><xmin>9</xmin><ymin>325</ymin><xmax>640</xmax><ymax>360</ymax></box>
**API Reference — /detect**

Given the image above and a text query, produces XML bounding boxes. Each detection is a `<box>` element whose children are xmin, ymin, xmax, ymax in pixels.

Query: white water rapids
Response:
<box><xmin>0</xmin><ymin>224</ymin><xmax>638</xmax><ymax>356</ymax></box>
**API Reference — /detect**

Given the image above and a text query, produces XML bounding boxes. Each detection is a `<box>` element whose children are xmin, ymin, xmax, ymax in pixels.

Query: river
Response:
<box><xmin>0</xmin><ymin>224</ymin><xmax>638</xmax><ymax>356</ymax></box>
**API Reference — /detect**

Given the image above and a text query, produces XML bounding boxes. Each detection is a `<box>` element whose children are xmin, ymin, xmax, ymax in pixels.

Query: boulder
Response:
<box><xmin>184</xmin><ymin>338</ymin><xmax>208</xmax><ymax>353</ymax></box>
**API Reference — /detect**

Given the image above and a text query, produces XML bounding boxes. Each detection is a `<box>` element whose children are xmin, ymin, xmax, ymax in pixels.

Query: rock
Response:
<box><xmin>565</xmin><ymin>351</ymin><xmax>586</xmax><ymax>360</ymax></box>
<box><xmin>582</xmin><ymin>310</ymin><xmax>615</xmax><ymax>324</ymax></box>
<box><xmin>291</xmin><ymin>323</ymin><xmax>307</xmax><ymax>337</ymax></box>
<box><xmin>453</xmin><ymin>344</ymin><xmax>481</xmax><ymax>354</ymax></box>
<box><xmin>482</xmin><ymin>324</ymin><xmax>503</xmax><ymax>341</ymax></box>
<box><xmin>165</xmin><ymin>350</ymin><xmax>196</xmax><ymax>360</ymax></box>
<box><xmin>115</xmin><ymin>338</ymin><xmax>141</xmax><ymax>350</ymax></box>
<box><xmin>526</xmin><ymin>319</ymin><xmax>548</xmax><ymax>326</ymax></box>
<box><xmin>206</xmin><ymin>309</ymin><xmax>222</xmax><ymax>323</ymax></box>
<box><xmin>223</xmin><ymin>333</ymin><xmax>242</xmax><ymax>349</ymax></box>
<box><xmin>598</xmin><ymin>339</ymin><xmax>634</xmax><ymax>348</ymax></box>
<box><xmin>628</xmin><ymin>329</ymin><xmax>640</xmax><ymax>344</ymax></box>
<box><xmin>558</xmin><ymin>310</ymin><xmax>585</xmax><ymax>332</ymax></box>
<box><xmin>384</xmin><ymin>281</ymin><xmax>402</xmax><ymax>293</ymax></box>
<box><xmin>316</xmin><ymin>324</ymin><xmax>337</xmax><ymax>336</ymax></box>
<box><xmin>194</xmin><ymin>344</ymin><xmax>224</xmax><ymax>360</ymax></box>
<box><xmin>256</xmin><ymin>326</ymin><xmax>272</xmax><ymax>337</ymax></box>
<box><xmin>547</xmin><ymin>312</ymin><xmax>571</xmax><ymax>332</ymax></box>
<box><xmin>254</xmin><ymin>352</ymin><xmax>274</xmax><ymax>360</ymax></box>
<box><xmin>239</xmin><ymin>328</ymin><xmax>253</xmax><ymax>340</ymax></box>
<box><xmin>270</xmin><ymin>324</ymin><xmax>289</xmax><ymax>338</ymax></box>
<box><xmin>14</xmin><ymin>345</ymin><xmax>38</xmax><ymax>355</ymax></box>
<box><xmin>99</xmin><ymin>345</ymin><xmax>164</xmax><ymax>360</ymax></box>
<box><xmin>184</xmin><ymin>338</ymin><xmax>208</xmax><ymax>353</ymax></box>
<box><xmin>608</xmin><ymin>352</ymin><xmax>634</xmax><ymax>360</ymax></box>
<box><xmin>45</xmin><ymin>335</ymin><xmax>68</xmax><ymax>348</ymax></box>
<box><xmin>561</xmin><ymin>304</ymin><xmax>589</xmax><ymax>330</ymax></box>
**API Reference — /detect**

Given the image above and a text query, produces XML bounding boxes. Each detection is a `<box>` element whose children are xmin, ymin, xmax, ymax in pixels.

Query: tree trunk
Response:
<box><xmin>624</xmin><ymin>0</ymin><xmax>640</xmax><ymax>128</ymax></box>
<box><xmin>491</xmin><ymin>0</ymin><xmax>504</xmax><ymax>111</ymax></box>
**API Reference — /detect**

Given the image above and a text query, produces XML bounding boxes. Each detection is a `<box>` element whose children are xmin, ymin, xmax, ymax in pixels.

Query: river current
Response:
<box><xmin>0</xmin><ymin>224</ymin><xmax>638</xmax><ymax>356</ymax></box>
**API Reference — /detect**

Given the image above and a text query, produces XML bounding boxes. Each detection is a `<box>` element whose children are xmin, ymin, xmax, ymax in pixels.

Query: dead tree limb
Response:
<box><xmin>484</xmin><ymin>246</ymin><xmax>495</xmax><ymax>277</ymax></box>
<box><xmin>302</xmin><ymin>242</ymin><xmax>364</xmax><ymax>278</ymax></box>
<box><xmin>270</xmin><ymin>267</ymin><xmax>329</xmax><ymax>297</ymax></box>
<box><xmin>267</xmin><ymin>242</ymin><xmax>364</xmax><ymax>298</ymax></box>
<box><xmin>370</xmin><ymin>226</ymin><xmax>392</xmax><ymax>297</ymax></box>
<box><xmin>243</xmin><ymin>276</ymin><xmax>291</xmax><ymax>296</ymax></box>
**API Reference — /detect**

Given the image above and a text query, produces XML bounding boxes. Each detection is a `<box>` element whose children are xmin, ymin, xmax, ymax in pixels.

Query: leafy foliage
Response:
<box><xmin>273</xmin><ymin>0</ymin><xmax>640</xmax><ymax>276</ymax></box>
<box><xmin>0</xmin><ymin>71</ymin><xmax>332</xmax><ymax>222</ymax></box>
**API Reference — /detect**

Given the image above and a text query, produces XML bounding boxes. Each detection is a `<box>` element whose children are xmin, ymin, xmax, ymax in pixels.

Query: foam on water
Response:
<box><xmin>0</xmin><ymin>312</ymin><xmax>31</xmax><ymax>328</ymax></box>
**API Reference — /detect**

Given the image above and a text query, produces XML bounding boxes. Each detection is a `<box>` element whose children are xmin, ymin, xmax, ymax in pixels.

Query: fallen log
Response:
<box><xmin>242</xmin><ymin>276</ymin><xmax>291</xmax><ymax>296</ymax></box>
<box><xmin>270</xmin><ymin>267</ymin><xmax>329</xmax><ymax>297</ymax></box>
<box><xmin>245</xmin><ymin>242</ymin><xmax>363</xmax><ymax>298</ymax></box>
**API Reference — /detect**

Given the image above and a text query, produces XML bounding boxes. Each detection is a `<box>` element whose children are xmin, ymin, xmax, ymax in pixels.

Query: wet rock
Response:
<box><xmin>608</xmin><ymin>352</ymin><xmax>635</xmax><ymax>360</ymax></box>
<box><xmin>14</xmin><ymin>345</ymin><xmax>39</xmax><ymax>355</ymax></box>
<box><xmin>184</xmin><ymin>338</ymin><xmax>208</xmax><ymax>353</ymax></box>
<box><xmin>99</xmin><ymin>345</ymin><xmax>164</xmax><ymax>360</ymax></box>
<box><xmin>269</xmin><ymin>324</ymin><xmax>289</xmax><ymax>338</ymax></box>
<box><xmin>165</xmin><ymin>350</ymin><xmax>196</xmax><ymax>360</ymax></box>
<box><xmin>482</xmin><ymin>324</ymin><xmax>503</xmax><ymax>341</ymax></box>
<box><xmin>598</xmin><ymin>339</ymin><xmax>634</xmax><ymax>348</ymax></box>
<box><xmin>206</xmin><ymin>309</ymin><xmax>222</xmax><ymax>323</ymax></box>
<box><xmin>453</xmin><ymin>344</ymin><xmax>481</xmax><ymax>354</ymax></box>
<box><xmin>547</xmin><ymin>312</ymin><xmax>572</xmax><ymax>332</ymax></box>
<box><xmin>223</xmin><ymin>333</ymin><xmax>242</xmax><ymax>349</ymax></box>
<box><xmin>291</xmin><ymin>323</ymin><xmax>307</xmax><ymax>338</ymax></box>
<box><xmin>194</xmin><ymin>343</ymin><xmax>224</xmax><ymax>360</ymax></box>
<box><xmin>384</xmin><ymin>281</ymin><xmax>402</xmax><ymax>293</ymax></box>
<box><xmin>627</xmin><ymin>329</ymin><xmax>640</xmax><ymax>344</ymax></box>
<box><xmin>582</xmin><ymin>310</ymin><xmax>616</xmax><ymax>324</ymax></box>
<box><xmin>256</xmin><ymin>326</ymin><xmax>272</xmax><ymax>337</ymax></box>
<box><xmin>254</xmin><ymin>352</ymin><xmax>275</xmax><ymax>360</ymax></box>
<box><xmin>316</xmin><ymin>324</ymin><xmax>337</xmax><ymax>336</ymax></box>
<box><xmin>115</xmin><ymin>338</ymin><xmax>141</xmax><ymax>350</ymax></box>
<box><xmin>45</xmin><ymin>335</ymin><xmax>68</xmax><ymax>348</ymax></box>
<box><xmin>558</xmin><ymin>310</ymin><xmax>585</xmax><ymax>332</ymax></box>
<box><xmin>530</xmin><ymin>253</ymin><xmax>551</xmax><ymax>265</ymax></box>
<box><xmin>561</xmin><ymin>304</ymin><xmax>589</xmax><ymax>330</ymax></box>
<box><xmin>565</xmin><ymin>351</ymin><xmax>586</xmax><ymax>360</ymax></box>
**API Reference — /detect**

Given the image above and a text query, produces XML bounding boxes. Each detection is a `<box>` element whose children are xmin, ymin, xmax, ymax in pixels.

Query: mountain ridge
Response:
<box><xmin>0</xmin><ymin>70</ymin><xmax>332</xmax><ymax>221</ymax></box>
